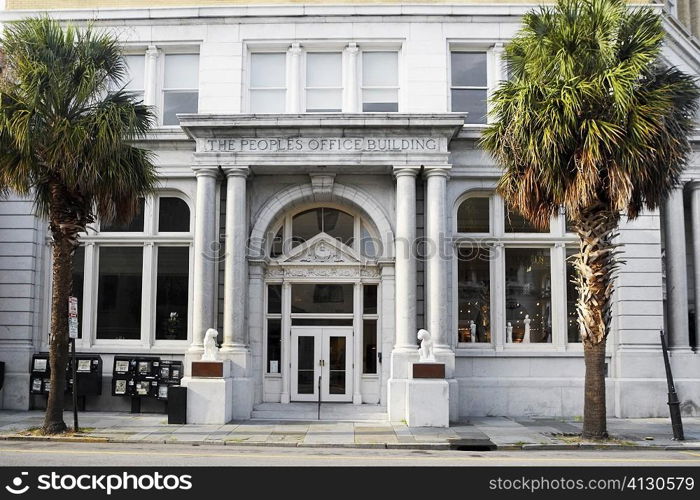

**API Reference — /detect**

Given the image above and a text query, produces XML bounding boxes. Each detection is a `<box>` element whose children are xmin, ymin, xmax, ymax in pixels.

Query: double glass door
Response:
<box><xmin>291</xmin><ymin>326</ymin><xmax>353</xmax><ymax>402</ymax></box>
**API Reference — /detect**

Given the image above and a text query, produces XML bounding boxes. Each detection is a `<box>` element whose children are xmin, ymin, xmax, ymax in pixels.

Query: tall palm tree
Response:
<box><xmin>0</xmin><ymin>17</ymin><xmax>157</xmax><ymax>434</ymax></box>
<box><xmin>482</xmin><ymin>0</ymin><xmax>698</xmax><ymax>439</ymax></box>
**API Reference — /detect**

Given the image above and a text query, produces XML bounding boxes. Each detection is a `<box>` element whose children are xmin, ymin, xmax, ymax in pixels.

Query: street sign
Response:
<box><xmin>68</xmin><ymin>296</ymin><xmax>79</xmax><ymax>339</ymax></box>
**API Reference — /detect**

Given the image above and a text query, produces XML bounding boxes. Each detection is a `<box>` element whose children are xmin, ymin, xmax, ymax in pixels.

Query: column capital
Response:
<box><xmin>145</xmin><ymin>44</ymin><xmax>159</xmax><ymax>58</ymax></box>
<box><xmin>223</xmin><ymin>166</ymin><xmax>250</xmax><ymax>178</ymax></box>
<box><xmin>344</xmin><ymin>42</ymin><xmax>360</xmax><ymax>55</ymax></box>
<box><xmin>192</xmin><ymin>166</ymin><xmax>220</xmax><ymax>179</ymax></box>
<box><xmin>423</xmin><ymin>165</ymin><xmax>451</xmax><ymax>179</ymax></box>
<box><xmin>393</xmin><ymin>165</ymin><xmax>421</xmax><ymax>178</ymax></box>
<box><xmin>288</xmin><ymin>42</ymin><xmax>302</xmax><ymax>56</ymax></box>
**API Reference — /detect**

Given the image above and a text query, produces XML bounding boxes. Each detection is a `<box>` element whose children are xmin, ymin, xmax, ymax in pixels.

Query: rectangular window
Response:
<box><xmin>505</xmin><ymin>206</ymin><xmax>550</xmax><ymax>233</ymax></box>
<box><xmin>155</xmin><ymin>247</ymin><xmax>189</xmax><ymax>341</ymax></box>
<box><xmin>363</xmin><ymin>319</ymin><xmax>377</xmax><ymax>374</ymax></box>
<box><xmin>96</xmin><ymin>247</ymin><xmax>143</xmax><ymax>340</ymax></box>
<box><xmin>566</xmin><ymin>247</ymin><xmax>581</xmax><ymax>342</ymax></box>
<box><xmin>268</xmin><ymin>284</ymin><xmax>282</xmax><ymax>314</ymax></box>
<box><xmin>363</xmin><ymin>284</ymin><xmax>378</xmax><ymax>315</ymax></box>
<box><xmin>123</xmin><ymin>55</ymin><xmax>145</xmax><ymax>101</ymax></box>
<box><xmin>101</xmin><ymin>198</ymin><xmax>145</xmax><ymax>233</ymax></box>
<box><xmin>505</xmin><ymin>248</ymin><xmax>552</xmax><ymax>343</ymax></box>
<box><xmin>457</xmin><ymin>247</ymin><xmax>491</xmax><ymax>343</ymax></box>
<box><xmin>362</xmin><ymin>51</ymin><xmax>398</xmax><ymax>112</ymax></box>
<box><xmin>450</xmin><ymin>51</ymin><xmax>487</xmax><ymax>124</ymax></box>
<box><xmin>267</xmin><ymin>319</ymin><xmax>282</xmax><ymax>373</ymax></box>
<box><xmin>71</xmin><ymin>246</ymin><xmax>85</xmax><ymax>339</ymax></box>
<box><xmin>291</xmin><ymin>284</ymin><xmax>353</xmax><ymax>314</ymax></box>
<box><xmin>163</xmin><ymin>54</ymin><xmax>199</xmax><ymax>126</ymax></box>
<box><xmin>250</xmin><ymin>53</ymin><xmax>286</xmax><ymax>113</ymax></box>
<box><xmin>306</xmin><ymin>52</ymin><xmax>342</xmax><ymax>112</ymax></box>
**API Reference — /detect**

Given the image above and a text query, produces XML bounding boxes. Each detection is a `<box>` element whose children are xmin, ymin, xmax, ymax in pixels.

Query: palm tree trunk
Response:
<box><xmin>573</xmin><ymin>206</ymin><xmax>620</xmax><ymax>440</ymax></box>
<box><xmin>42</xmin><ymin>234</ymin><xmax>73</xmax><ymax>434</ymax></box>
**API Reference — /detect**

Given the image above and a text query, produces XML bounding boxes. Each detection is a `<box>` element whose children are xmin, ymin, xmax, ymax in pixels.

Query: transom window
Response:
<box><xmin>455</xmin><ymin>192</ymin><xmax>578</xmax><ymax>347</ymax></box>
<box><xmin>450</xmin><ymin>51</ymin><xmax>488</xmax><ymax>124</ymax></box>
<box><xmin>67</xmin><ymin>194</ymin><xmax>193</xmax><ymax>348</ymax></box>
<box><xmin>268</xmin><ymin>206</ymin><xmax>380</xmax><ymax>259</ymax></box>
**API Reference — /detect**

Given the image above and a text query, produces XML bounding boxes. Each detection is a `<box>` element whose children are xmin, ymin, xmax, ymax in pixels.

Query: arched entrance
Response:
<box><xmin>254</xmin><ymin>193</ymin><xmax>393</xmax><ymax>405</ymax></box>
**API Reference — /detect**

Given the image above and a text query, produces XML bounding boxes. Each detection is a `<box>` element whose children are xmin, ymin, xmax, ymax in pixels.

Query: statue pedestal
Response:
<box><xmin>180</xmin><ymin>360</ymin><xmax>233</xmax><ymax>424</ymax></box>
<box><xmin>405</xmin><ymin>362</ymin><xmax>449</xmax><ymax>428</ymax></box>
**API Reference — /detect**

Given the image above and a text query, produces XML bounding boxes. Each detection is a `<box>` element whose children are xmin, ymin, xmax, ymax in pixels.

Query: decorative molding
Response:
<box><xmin>309</xmin><ymin>173</ymin><xmax>335</xmax><ymax>200</ymax></box>
<box><xmin>264</xmin><ymin>265</ymin><xmax>380</xmax><ymax>280</ymax></box>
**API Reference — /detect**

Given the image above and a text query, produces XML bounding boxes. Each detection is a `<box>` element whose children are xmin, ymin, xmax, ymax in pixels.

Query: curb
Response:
<box><xmin>1</xmin><ymin>434</ymin><xmax>698</xmax><ymax>451</ymax></box>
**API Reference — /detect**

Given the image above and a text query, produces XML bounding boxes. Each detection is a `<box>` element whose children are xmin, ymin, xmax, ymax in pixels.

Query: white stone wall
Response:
<box><xmin>0</xmin><ymin>195</ymin><xmax>46</xmax><ymax>409</ymax></box>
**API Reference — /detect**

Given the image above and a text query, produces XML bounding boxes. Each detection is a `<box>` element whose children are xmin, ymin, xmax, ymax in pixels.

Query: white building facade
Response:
<box><xmin>0</xmin><ymin>1</ymin><xmax>699</xmax><ymax>421</ymax></box>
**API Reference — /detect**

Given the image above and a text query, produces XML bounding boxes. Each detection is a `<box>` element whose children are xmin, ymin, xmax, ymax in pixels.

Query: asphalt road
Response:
<box><xmin>0</xmin><ymin>441</ymin><xmax>699</xmax><ymax>467</ymax></box>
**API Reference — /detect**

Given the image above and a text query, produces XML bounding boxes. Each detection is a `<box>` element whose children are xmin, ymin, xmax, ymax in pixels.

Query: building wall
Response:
<box><xmin>0</xmin><ymin>3</ymin><xmax>698</xmax><ymax>417</ymax></box>
<box><xmin>0</xmin><ymin>195</ymin><xmax>46</xmax><ymax>410</ymax></box>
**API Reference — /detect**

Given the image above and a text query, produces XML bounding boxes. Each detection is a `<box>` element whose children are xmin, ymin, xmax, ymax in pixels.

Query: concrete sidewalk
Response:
<box><xmin>0</xmin><ymin>410</ymin><xmax>699</xmax><ymax>450</ymax></box>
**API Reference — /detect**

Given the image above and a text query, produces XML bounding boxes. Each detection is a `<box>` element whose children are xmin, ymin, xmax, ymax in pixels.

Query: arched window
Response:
<box><xmin>457</xmin><ymin>195</ymin><xmax>490</xmax><ymax>233</ymax></box>
<box><xmin>268</xmin><ymin>205</ymin><xmax>380</xmax><ymax>259</ymax></box>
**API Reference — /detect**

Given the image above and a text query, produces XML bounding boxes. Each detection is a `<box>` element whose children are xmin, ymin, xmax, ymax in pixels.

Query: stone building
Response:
<box><xmin>0</xmin><ymin>0</ymin><xmax>698</xmax><ymax>421</ymax></box>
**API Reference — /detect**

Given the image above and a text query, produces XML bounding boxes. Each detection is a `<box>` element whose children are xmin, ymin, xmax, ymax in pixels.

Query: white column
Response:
<box><xmin>343</xmin><ymin>42</ymin><xmax>359</xmax><ymax>112</ymax></box>
<box><xmin>691</xmin><ymin>183</ymin><xmax>700</xmax><ymax>344</ymax></box>
<box><xmin>189</xmin><ymin>168</ymin><xmax>220</xmax><ymax>352</ymax></box>
<box><xmin>287</xmin><ymin>42</ymin><xmax>302</xmax><ymax>113</ymax></box>
<box><xmin>353</xmin><ymin>282</ymin><xmax>363</xmax><ymax>404</ymax></box>
<box><xmin>424</xmin><ymin>167</ymin><xmax>451</xmax><ymax>350</ymax></box>
<box><xmin>663</xmin><ymin>185</ymin><xmax>691</xmax><ymax>349</ymax></box>
<box><xmin>280</xmin><ymin>281</ymin><xmax>292</xmax><ymax>404</ymax></box>
<box><xmin>222</xmin><ymin>167</ymin><xmax>250</xmax><ymax>352</ymax></box>
<box><xmin>144</xmin><ymin>45</ymin><xmax>159</xmax><ymax>108</ymax></box>
<box><xmin>394</xmin><ymin>167</ymin><xmax>420</xmax><ymax>350</ymax></box>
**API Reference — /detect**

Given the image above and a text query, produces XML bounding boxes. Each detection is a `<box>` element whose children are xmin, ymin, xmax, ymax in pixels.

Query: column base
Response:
<box><xmin>218</xmin><ymin>347</ymin><xmax>254</xmax><ymax>419</ymax></box>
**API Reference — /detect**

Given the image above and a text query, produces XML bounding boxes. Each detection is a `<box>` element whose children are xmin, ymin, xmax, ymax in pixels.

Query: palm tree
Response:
<box><xmin>482</xmin><ymin>0</ymin><xmax>698</xmax><ymax>439</ymax></box>
<box><xmin>0</xmin><ymin>17</ymin><xmax>157</xmax><ymax>434</ymax></box>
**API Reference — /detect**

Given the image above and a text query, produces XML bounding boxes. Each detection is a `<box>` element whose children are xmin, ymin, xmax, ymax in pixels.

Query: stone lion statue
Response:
<box><xmin>417</xmin><ymin>329</ymin><xmax>435</xmax><ymax>362</ymax></box>
<box><xmin>202</xmin><ymin>328</ymin><xmax>220</xmax><ymax>361</ymax></box>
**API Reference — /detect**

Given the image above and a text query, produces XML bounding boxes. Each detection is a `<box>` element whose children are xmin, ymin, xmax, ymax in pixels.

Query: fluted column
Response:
<box><xmin>222</xmin><ymin>166</ymin><xmax>250</xmax><ymax>352</ymax></box>
<box><xmin>189</xmin><ymin>167</ymin><xmax>220</xmax><ymax>352</ymax></box>
<box><xmin>664</xmin><ymin>185</ymin><xmax>691</xmax><ymax>349</ymax></box>
<box><xmin>424</xmin><ymin>166</ymin><xmax>451</xmax><ymax>351</ymax></box>
<box><xmin>393</xmin><ymin>166</ymin><xmax>420</xmax><ymax>350</ymax></box>
<box><xmin>691</xmin><ymin>183</ymin><xmax>700</xmax><ymax>345</ymax></box>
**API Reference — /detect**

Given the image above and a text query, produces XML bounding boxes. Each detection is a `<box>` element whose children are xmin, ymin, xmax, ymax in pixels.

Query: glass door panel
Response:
<box><xmin>297</xmin><ymin>336</ymin><xmax>316</xmax><ymax>395</ymax></box>
<box><xmin>328</xmin><ymin>336</ymin><xmax>346</xmax><ymax>395</ymax></box>
<box><xmin>321</xmin><ymin>328</ymin><xmax>353</xmax><ymax>402</ymax></box>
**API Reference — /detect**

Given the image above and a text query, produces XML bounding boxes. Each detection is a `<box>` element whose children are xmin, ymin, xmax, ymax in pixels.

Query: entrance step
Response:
<box><xmin>251</xmin><ymin>402</ymin><xmax>388</xmax><ymax>422</ymax></box>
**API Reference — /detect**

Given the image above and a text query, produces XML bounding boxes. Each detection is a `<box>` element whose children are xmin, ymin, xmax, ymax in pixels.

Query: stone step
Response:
<box><xmin>251</xmin><ymin>403</ymin><xmax>388</xmax><ymax>422</ymax></box>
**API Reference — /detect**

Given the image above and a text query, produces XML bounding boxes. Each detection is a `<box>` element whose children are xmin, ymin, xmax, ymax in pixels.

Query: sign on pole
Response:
<box><xmin>68</xmin><ymin>296</ymin><xmax>79</xmax><ymax>339</ymax></box>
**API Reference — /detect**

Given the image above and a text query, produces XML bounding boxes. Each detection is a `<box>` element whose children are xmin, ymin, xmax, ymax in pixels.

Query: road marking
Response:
<box><xmin>682</xmin><ymin>451</ymin><xmax>700</xmax><ymax>457</ymax></box>
<box><xmin>0</xmin><ymin>447</ymin><xmax>698</xmax><ymax>464</ymax></box>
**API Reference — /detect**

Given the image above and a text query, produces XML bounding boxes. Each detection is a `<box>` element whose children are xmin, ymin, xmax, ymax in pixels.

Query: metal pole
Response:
<box><xmin>317</xmin><ymin>375</ymin><xmax>321</xmax><ymax>421</ymax></box>
<box><xmin>71</xmin><ymin>338</ymin><xmax>78</xmax><ymax>431</ymax></box>
<box><xmin>660</xmin><ymin>330</ymin><xmax>684</xmax><ymax>440</ymax></box>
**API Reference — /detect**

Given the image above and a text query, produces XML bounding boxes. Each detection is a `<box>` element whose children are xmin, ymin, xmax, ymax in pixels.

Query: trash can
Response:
<box><xmin>167</xmin><ymin>386</ymin><xmax>187</xmax><ymax>424</ymax></box>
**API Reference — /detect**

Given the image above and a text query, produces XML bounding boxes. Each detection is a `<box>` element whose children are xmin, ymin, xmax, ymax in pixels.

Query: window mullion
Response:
<box><xmin>141</xmin><ymin>242</ymin><xmax>156</xmax><ymax>347</ymax></box>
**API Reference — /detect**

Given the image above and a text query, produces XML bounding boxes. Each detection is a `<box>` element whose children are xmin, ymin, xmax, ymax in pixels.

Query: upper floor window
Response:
<box><xmin>162</xmin><ymin>54</ymin><xmax>199</xmax><ymax>126</ymax></box>
<box><xmin>306</xmin><ymin>52</ymin><xmax>343</xmax><ymax>113</ymax></box>
<box><xmin>457</xmin><ymin>195</ymin><xmax>490</xmax><ymax>233</ymax></box>
<box><xmin>362</xmin><ymin>51</ymin><xmax>399</xmax><ymax>112</ymax></box>
<box><xmin>123</xmin><ymin>54</ymin><xmax>145</xmax><ymax>102</ymax></box>
<box><xmin>450</xmin><ymin>51</ymin><xmax>487</xmax><ymax>124</ymax></box>
<box><xmin>250</xmin><ymin>52</ymin><xmax>287</xmax><ymax>113</ymax></box>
